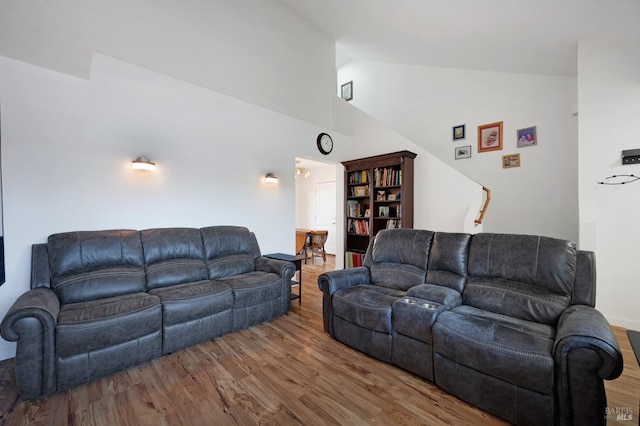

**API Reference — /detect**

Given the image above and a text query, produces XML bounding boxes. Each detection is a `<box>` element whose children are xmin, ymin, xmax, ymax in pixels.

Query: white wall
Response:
<box><xmin>333</xmin><ymin>97</ymin><xmax>484</xmax><ymax>234</ymax></box>
<box><xmin>338</xmin><ymin>61</ymin><xmax>579</xmax><ymax>242</ymax></box>
<box><xmin>578</xmin><ymin>41</ymin><xmax>640</xmax><ymax>329</ymax></box>
<box><xmin>0</xmin><ymin>0</ymin><xmax>336</xmax><ymax>127</ymax></box>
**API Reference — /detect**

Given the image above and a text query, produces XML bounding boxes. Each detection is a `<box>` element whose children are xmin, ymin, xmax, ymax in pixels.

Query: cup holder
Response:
<box><xmin>401</xmin><ymin>297</ymin><xmax>437</xmax><ymax>310</ymax></box>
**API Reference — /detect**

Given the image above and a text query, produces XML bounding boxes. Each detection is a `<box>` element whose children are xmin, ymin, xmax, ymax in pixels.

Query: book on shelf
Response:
<box><xmin>374</xmin><ymin>167</ymin><xmax>403</xmax><ymax>187</ymax></box>
<box><xmin>347</xmin><ymin>200</ymin><xmax>360</xmax><ymax>217</ymax></box>
<box><xmin>386</xmin><ymin>219</ymin><xmax>401</xmax><ymax>229</ymax></box>
<box><xmin>348</xmin><ymin>170</ymin><xmax>369</xmax><ymax>184</ymax></box>
<box><xmin>346</xmin><ymin>251</ymin><xmax>364</xmax><ymax>268</ymax></box>
<box><xmin>348</xmin><ymin>219</ymin><xmax>369</xmax><ymax>235</ymax></box>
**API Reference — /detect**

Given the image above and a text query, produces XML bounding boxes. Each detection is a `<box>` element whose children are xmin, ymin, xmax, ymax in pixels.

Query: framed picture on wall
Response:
<box><xmin>478</xmin><ymin>121</ymin><xmax>503</xmax><ymax>152</ymax></box>
<box><xmin>502</xmin><ymin>153</ymin><xmax>521</xmax><ymax>168</ymax></box>
<box><xmin>453</xmin><ymin>124</ymin><xmax>466</xmax><ymax>141</ymax></box>
<box><xmin>517</xmin><ymin>126</ymin><xmax>537</xmax><ymax>148</ymax></box>
<box><xmin>341</xmin><ymin>81</ymin><xmax>353</xmax><ymax>101</ymax></box>
<box><xmin>455</xmin><ymin>145</ymin><xmax>471</xmax><ymax>159</ymax></box>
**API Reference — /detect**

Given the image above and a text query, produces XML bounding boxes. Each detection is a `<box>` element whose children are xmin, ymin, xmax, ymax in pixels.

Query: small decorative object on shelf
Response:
<box><xmin>342</xmin><ymin>151</ymin><xmax>416</xmax><ymax>267</ymax></box>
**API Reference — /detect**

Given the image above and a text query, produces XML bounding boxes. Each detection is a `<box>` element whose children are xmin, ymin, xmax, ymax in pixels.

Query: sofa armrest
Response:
<box><xmin>0</xmin><ymin>288</ymin><xmax>60</xmax><ymax>399</ymax></box>
<box><xmin>317</xmin><ymin>267</ymin><xmax>371</xmax><ymax>295</ymax></box>
<box><xmin>255</xmin><ymin>257</ymin><xmax>296</xmax><ymax>313</ymax></box>
<box><xmin>255</xmin><ymin>256</ymin><xmax>295</xmax><ymax>279</ymax></box>
<box><xmin>554</xmin><ymin>305</ymin><xmax>623</xmax><ymax>426</ymax></box>
<box><xmin>317</xmin><ymin>267</ymin><xmax>371</xmax><ymax>335</ymax></box>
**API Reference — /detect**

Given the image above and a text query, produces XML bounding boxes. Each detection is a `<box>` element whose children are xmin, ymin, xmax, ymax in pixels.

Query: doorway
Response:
<box><xmin>294</xmin><ymin>157</ymin><xmax>339</xmax><ymax>256</ymax></box>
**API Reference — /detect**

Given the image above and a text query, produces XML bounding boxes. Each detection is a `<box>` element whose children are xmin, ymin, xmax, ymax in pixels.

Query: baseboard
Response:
<box><xmin>605</xmin><ymin>315</ymin><xmax>640</xmax><ymax>331</ymax></box>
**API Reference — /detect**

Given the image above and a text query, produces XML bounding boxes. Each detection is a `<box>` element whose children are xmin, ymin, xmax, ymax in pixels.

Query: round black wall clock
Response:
<box><xmin>317</xmin><ymin>133</ymin><xmax>333</xmax><ymax>155</ymax></box>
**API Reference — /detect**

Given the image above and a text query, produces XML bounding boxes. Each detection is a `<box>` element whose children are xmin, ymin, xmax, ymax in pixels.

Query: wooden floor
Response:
<box><xmin>0</xmin><ymin>256</ymin><xmax>637</xmax><ymax>425</ymax></box>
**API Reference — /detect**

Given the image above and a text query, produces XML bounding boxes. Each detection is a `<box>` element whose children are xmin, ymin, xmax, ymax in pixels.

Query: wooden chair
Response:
<box><xmin>304</xmin><ymin>230</ymin><xmax>328</xmax><ymax>264</ymax></box>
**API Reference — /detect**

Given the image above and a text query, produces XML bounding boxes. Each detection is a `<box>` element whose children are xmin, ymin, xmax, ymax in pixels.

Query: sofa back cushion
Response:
<box><xmin>140</xmin><ymin>228</ymin><xmax>208</xmax><ymax>290</ymax></box>
<box><xmin>465</xmin><ymin>233</ymin><xmax>577</xmax><ymax>325</ymax></box>
<box><xmin>426</xmin><ymin>232</ymin><xmax>470</xmax><ymax>293</ymax></box>
<box><xmin>48</xmin><ymin>230</ymin><xmax>146</xmax><ymax>304</ymax></box>
<box><xmin>201</xmin><ymin>226</ymin><xmax>261</xmax><ymax>279</ymax></box>
<box><xmin>363</xmin><ymin>229</ymin><xmax>434</xmax><ymax>290</ymax></box>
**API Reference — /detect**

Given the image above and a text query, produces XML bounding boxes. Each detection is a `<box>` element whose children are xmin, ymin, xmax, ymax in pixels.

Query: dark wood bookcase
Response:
<box><xmin>341</xmin><ymin>151</ymin><xmax>416</xmax><ymax>267</ymax></box>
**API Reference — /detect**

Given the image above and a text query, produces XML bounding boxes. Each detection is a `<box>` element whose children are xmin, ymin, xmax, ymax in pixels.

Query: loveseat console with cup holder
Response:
<box><xmin>318</xmin><ymin>228</ymin><xmax>623</xmax><ymax>426</ymax></box>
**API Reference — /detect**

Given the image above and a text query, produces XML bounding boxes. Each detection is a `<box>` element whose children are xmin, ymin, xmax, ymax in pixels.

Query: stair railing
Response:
<box><xmin>474</xmin><ymin>186</ymin><xmax>491</xmax><ymax>226</ymax></box>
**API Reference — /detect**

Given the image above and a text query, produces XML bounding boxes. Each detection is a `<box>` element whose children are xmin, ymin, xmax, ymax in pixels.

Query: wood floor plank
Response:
<box><xmin>0</xmin><ymin>255</ymin><xmax>637</xmax><ymax>425</ymax></box>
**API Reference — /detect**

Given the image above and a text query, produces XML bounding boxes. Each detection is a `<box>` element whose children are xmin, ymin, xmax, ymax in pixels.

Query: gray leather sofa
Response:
<box><xmin>1</xmin><ymin>226</ymin><xmax>295</xmax><ymax>399</ymax></box>
<box><xmin>318</xmin><ymin>229</ymin><xmax>623</xmax><ymax>426</ymax></box>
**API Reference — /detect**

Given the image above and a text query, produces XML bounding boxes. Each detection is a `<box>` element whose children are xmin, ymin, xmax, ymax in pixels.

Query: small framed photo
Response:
<box><xmin>502</xmin><ymin>153</ymin><xmax>521</xmax><ymax>169</ymax></box>
<box><xmin>453</xmin><ymin>124</ymin><xmax>466</xmax><ymax>141</ymax></box>
<box><xmin>517</xmin><ymin>126</ymin><xmax>537</xmax><ymax>148</ymax></box>
<box><xmin>455</xmin><ymin>145</ymin><xmax>472</xmax><ymax>160</ymax></box>
<box><xmin>478</xmin><ymin>121</ymin><xmax>503</xmax><ymax>152</ymax></box>
<box><xmin>379</xmin><ymin>206</ymin><xmax>389</xmax><ymax>217</ymax></box>
<box><xmin>341</xmin><ymin>81</ymin><xmax>353</xmax><ymax>101</ymax></box>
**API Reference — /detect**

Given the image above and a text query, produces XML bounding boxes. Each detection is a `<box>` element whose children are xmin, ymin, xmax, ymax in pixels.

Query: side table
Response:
<box><xmin>264</xmin><ymin>253</ymin><xmax>306</xmax><ymax>304</ymax></box>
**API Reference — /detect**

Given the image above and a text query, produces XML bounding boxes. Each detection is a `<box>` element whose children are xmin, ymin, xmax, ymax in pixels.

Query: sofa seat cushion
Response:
<box><xmin>56</xmin><ymin>292</ymin><xmax>161</xmax><ymax>358</ymax></box>
<box><xmin>332</xmin><ymin>285</ymin><xmax>406</xmax><ymax>333</ymax></box>
<box><xmin>148</xmin><ymin>280</ymin><xmax>233</xmax><ymax>325</ymax></box>
<box><xmin>218</xmin><ymin>271</ymin><xmax>281</xmax><ymax>308</ymax></box>
<box><xmin>433</xmin><ymin>305</ymin><xmax>556</xmax><ymax>394</ymax></box>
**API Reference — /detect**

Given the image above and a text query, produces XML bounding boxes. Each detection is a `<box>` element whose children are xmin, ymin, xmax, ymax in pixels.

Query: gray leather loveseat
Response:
<box><xmin>318</xmin><ymin>229</ymin><xmax>623</xmax><ymax>426</ymax></box>
<box><xmin>1</xmin><ymin>226</ymin><xmax>295</xmax><ymax>399</ymax></box>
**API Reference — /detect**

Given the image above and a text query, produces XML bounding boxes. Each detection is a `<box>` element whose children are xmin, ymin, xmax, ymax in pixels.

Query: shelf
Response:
<box><xmin>342</xmin><ymin>151</ymin><xmax>416</xmax><ymax>268</ymax></box>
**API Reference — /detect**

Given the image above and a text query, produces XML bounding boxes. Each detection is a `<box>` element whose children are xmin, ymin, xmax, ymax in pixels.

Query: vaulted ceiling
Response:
<box><xmin>277</xmin><ymin>0</ymin><xmax>640</xmax><ymax>76</ymax></box>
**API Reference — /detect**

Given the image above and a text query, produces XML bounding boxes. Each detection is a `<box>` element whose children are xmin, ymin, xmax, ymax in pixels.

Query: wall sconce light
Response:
<box><xmin>132</xmin><ymin>156</ymin><xmax>156</xmax><ymax>171</ymax></box>
<box><xmin>264</xmin><ymin>173</ymin><xmax>279</xmax><ymax>184</ymax></box>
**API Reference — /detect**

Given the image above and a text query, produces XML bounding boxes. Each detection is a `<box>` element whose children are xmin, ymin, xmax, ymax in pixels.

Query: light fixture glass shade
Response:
<box><xmin>265</xmin><ymin>173</ymin><xmax>279</xmax><ymax>184</ymax></box>
<box><xmin>132</xmin><ymin>156</ymin><xmax>156</xmax><ymax>171</ymax></box>
<box><xmin>295</xmin><ymin>167</ymin><xmax>310</xmax><ymax>178</ymax></box>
